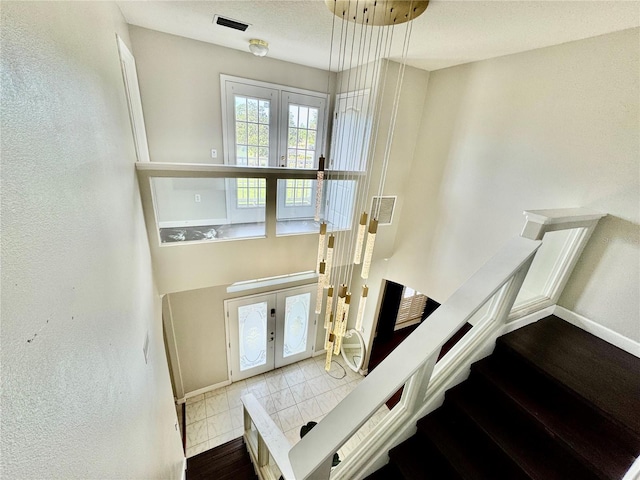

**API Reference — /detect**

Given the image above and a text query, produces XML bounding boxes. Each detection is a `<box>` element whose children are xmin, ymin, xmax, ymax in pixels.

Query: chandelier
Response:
<box><xmin>316</xmin><ymin>0</ymin><xmax>429</xmax><ymax>371</ymax></box>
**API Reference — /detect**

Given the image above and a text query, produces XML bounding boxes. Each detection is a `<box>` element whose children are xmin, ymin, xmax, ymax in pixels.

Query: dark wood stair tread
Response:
<box><xmin>471</xmin><ymin>357</ymin><xmax>639</xmax><ymax>479</ymax></box>
<box><xmin>187</xmin><ymin>437</ymin><xmax>257</xmax><ymax>480</ymax></box>
<box><xmin>389</xmin><ymin>435</ymin><xmax>460</xmax><ymax>479</ymax></box>
<box><xmin>496</xmin><ymin>316</ymin><xmax>640</xmax><ymax>435</ymax></box>
<box><xmin>417</xmin><ymin>406</ymin><xmax>529</xmax><ymax>479</ymax></box>
<box><xmin>448</xmin><ymin>382</ymin><xmax>601</xmax><ymax>480</ymax></box>
<box><xmin>363</xmin><ymin>461</ymin><xmax>405</xmax><ymax>479</ymax></box>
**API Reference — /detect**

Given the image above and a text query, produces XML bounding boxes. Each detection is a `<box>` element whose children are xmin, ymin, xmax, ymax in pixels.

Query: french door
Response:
<box><xmin>225</xmin><ymin>285</ymin><xmax>317</xmax><ymax>381</ymax></box>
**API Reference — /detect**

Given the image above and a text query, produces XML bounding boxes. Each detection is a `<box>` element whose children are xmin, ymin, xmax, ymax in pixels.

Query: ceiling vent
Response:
<box><xmin>213</xmin><ymin>15</ymin><xmax>250</xmax><ymax>31</ymax></box>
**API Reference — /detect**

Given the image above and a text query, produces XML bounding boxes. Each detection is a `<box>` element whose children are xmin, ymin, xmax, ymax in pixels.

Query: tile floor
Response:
<box><xmin>184</xmin><ymin>354</ymin><xmax>389</xmax><ymax>460</ymax></box>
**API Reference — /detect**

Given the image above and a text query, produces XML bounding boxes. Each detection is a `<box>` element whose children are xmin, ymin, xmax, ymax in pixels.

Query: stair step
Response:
<box><xmin>388</xmin><ymin>434</ymin><xmax>460</xmax><ymax>479</ymax></box>
<box><xmin>417</xmin><ymin>406</ymin><xmax>529</xmax><ymax>479</ymax></box>
<box><xmin>187</xmin><ymin>437</ymin><xmax>257</xmax><ymax>480</ymax></box>
<box><xmin>496</xmin><ymin>316</ymin><xmax>640</xmax><ymax>437</ymax></box>
<box><xmin>448</xmin><ymin>382</ymin><xmax>602</xmax><ymax>480</ymax></box>
<box><xmin>471</xmin><ymin>356</ymin><xmax>640</xmax><ymax>479</ymax></box>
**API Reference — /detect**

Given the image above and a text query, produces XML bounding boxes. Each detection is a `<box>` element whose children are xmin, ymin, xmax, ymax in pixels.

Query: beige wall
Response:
<box><xmin>129</xmin><ymin>25</ymin><xmax>335</xmax><ymax>165</ymax></box>
<box><xmin>386</xmin><ymin>28</ymin><xmax>640</xmax><ymax>341</ymax></box>
<box><xmin>1</xmin><ymin>3</ymin><xmax>184</xmax><ymax>479</ymax></box>
<box><xmin>165</xmin><ymin>280</ymin><xmax>326</xmax><ymax>394</ymax></box>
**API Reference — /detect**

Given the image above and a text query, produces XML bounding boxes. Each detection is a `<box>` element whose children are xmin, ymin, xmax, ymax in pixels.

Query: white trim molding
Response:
<box><xmin>554</xmin><ymin>306</ymin><xmax>640</xmax><ymax>358</ymax></box>
<box><xmin>178</xmin><ymin>380</ymin><xmax>232</xmax><ymax>404</ymax></box>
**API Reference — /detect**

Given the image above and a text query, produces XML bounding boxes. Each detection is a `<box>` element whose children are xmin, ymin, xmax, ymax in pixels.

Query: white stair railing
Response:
<box><xmin>242</xmin><ymin>235</ymin><xmax>541</xmax><ymax>479</ymax></box>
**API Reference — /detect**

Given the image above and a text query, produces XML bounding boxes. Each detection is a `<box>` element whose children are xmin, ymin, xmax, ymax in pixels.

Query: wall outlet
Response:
<box><xmin>211</xmin><ymin>149</ymin><xmax>217</xmax><ymax>159</ymax></box>
<box><xmin>194</xmin><ymin>194</ymin><xmax>201</xmax><ymax>203</ymax></box>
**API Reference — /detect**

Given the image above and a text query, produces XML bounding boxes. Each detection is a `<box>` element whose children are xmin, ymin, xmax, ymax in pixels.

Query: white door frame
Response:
<box><xmin>224</xmin><ymin>284</ymin><xmax>318</xmax><ymax>382</ymax></box>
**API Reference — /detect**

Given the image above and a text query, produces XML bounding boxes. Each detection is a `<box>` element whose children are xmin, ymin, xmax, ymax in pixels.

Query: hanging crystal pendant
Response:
<box><xmin>315</xmin><ymin>261</ymin><xmax>326</xmax><ymax>314</ymax></box>
<box><xmin>325</xmin><ymin>234</ymin><xmax>335</xmax><ymax>284</ymax></box>
<box><xmin>334</xmin><ymin>292</ymin><xmax>351</xmax><ymax>355</ymax></box>
<box><xmin>316</xmin><ymin>222</ymin><xmax>327</xmax><ymax>273</ymax></box>
<box><xmin>361</xmin><ymin>218</ymin><xmax>378</xmax><ymax>280</ymax></box>
<box><xmin>324</xmin><ymin>286</ymin><xmax>334</xmax><ymax>328</ymax></box>
<box><xmin>355</xmin><ymin>285</ymin><xmax>368</xmax><ymax>331</ymax></box>
<box><xmin>353</xmin><ymin>212</ymin><xmax>368</xmax><ymax>264</ymax></box>
<box><xmin>314</xmin><ymin>155</ymin><xmax>325</xmax><ymax>221</ymax></box>
<box><xmin>325</xmin><ymin>332</ymin><xmax>335</xmax><ymax>371</ymax></box>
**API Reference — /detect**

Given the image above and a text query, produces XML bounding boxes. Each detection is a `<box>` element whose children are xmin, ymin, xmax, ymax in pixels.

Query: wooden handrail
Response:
<box><xmin>288</xmin><ymin>236</ymin><xmax>540</xmax><ymax>479</ymax></box>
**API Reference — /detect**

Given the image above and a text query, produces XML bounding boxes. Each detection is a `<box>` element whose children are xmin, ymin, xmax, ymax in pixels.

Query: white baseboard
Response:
<box><xmin>181</xmin><ymin>457</ymin><xmax>187</xmax><ymax>480</ymax></box>
<box><xmin>503</xmin><ymin>305</ymin><xmax>556</xmax><ymax>334</ymax></box>
<box><xmin>178</xmin><ymin>380</ymin><xmax>232</xmax><ymax>404</ymax></box>
<box><xmin>313</xmin><ymin>349</ymin><xmax>326</xmax><ymax>357</ymax></box>
<box><xmin>554</xmin><ymin>306</ymin><xmax>640</xmax><ymax>358</ymax></box>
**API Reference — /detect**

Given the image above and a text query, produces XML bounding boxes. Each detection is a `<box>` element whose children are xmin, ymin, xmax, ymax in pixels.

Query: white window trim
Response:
<box><xmin>220</xmin><ymin>74</ymin><xmax>330</xmax><ymax>167</ymax></box>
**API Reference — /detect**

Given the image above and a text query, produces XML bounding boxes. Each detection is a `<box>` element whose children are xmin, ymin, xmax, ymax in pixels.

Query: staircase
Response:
<box><xmin>186</xmin><ymin>437</ymin><xmax>258</xmax><ymax>480</ymax></box>
<box><xmin>366</xmin><ymin>316</ymin><xmax>640</xmax><ymax>480</ymax></box>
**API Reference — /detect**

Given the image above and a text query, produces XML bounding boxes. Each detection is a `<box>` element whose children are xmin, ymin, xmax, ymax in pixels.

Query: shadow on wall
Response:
<box><xmin>558</xmin><ymin>214</ymin><xmax>640</xmax><ymax>337</ymax></box>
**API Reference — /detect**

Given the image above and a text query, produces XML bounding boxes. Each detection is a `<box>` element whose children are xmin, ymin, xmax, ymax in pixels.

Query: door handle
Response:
<box><xmin>269</xmin><ymin>331</ymin><xmax>275</xmax><ymax>342</ymax></box>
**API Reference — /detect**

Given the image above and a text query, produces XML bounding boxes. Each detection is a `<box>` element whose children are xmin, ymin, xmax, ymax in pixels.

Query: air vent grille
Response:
<box><xmin>214</xmin><ymin>15</ymin><xmax>250</xmax><ymax>31</ymax></box>
<box><xmin>371</xmin><ymin>196</ymin><xmax>397</xmax><ymax>225</ymax></box>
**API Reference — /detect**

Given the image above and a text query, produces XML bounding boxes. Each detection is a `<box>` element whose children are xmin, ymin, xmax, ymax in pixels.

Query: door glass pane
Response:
<box><xmin>286</xmin><ymin>104</ymin><xmax>319</xmax><ymax>169</ymax></box>
<box><xmin>283</xmin><ymin>293</ymin><xmax>310</xmax><ymax>358</ymax></box>
<box><xmin>238</xmin><ymin>301</ymin><xmax>268</xmax><ymax>371</ymax></box>
<box><xmin>234</xmin><ymin>95</ymin><xmax>270</xmax><ymax>168</ymax></box>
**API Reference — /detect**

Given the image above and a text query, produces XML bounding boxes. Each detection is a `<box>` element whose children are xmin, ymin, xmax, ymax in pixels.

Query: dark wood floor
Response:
<box><xmin>186</xmin><ymin>437</ymin><xmax>257</xmax><ymax>480</ymax></box>
<box><xmin>365</xmin><ymin>316</ymin><xmax>640</xmax><ymax>479</ymax></box>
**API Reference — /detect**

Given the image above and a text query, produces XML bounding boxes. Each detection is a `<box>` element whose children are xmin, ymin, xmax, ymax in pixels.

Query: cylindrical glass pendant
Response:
<box><xmin>324</xmin><ymin>286</ymin><xmax>334</xmax><ymax>328</ymax></box>
<box><xmin>361</xmin><ymin>219</ymin><xmax>378</xmax><ymax>280</ymax></box>
<box><xmin>353</xmin><ymin>212</ymin><xmax>368</xmax><ymax>264</ymax></box>
<box><xmin>316</xmin><ymin>222</ymin><xmax>327</xmax><ymax>273</ymax></box>
<box><xmin>315</xmin><ymin>261</ymin><xmax>326</xmax><ymax>314</ymax></box>
<box><xmin>314</xmin><ymin>156</ymin><xmax>325</xmax><ymax>221</ymax></box>
<box><xmin>355</xmin><ymin>285</ymin><xmax>368</xmax><ymax>331</ymax></box>
<box><xmin>325</xmin><ymin>234</ymin><xmax>335</xmax><ymax>284</ymax></box>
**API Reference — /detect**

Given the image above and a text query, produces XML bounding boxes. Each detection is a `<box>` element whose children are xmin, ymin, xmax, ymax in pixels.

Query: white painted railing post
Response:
<box><xmin>400</xmin><ymin>354</ymin><xmax>438</xmax><ymax>413</ymax></box>
<box><xmin>257</xmin><ymin>433</ymin><xmax>269</xmax><ymax>467</ymax></box>
<box><xmin>306</xmin><ymin>456</ymin><xmax>333</xmax><ymax>480</ymax></box>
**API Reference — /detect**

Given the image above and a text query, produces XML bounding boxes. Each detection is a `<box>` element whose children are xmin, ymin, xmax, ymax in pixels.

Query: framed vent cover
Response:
<box><xmin>371</xmin><ymin>196</ymin><xmax>396</xmax><ymax>225</ymax></box>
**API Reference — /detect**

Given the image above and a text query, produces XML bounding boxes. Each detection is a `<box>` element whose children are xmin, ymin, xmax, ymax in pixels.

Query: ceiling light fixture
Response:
<box><xmin>248</xmin><ymin>38</ymin><xmax>269</xmax><ymax>57</ymax></box>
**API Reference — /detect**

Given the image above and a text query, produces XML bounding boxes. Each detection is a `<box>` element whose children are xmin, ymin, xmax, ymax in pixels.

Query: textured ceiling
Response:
<box><xmin>117</xmin><ymin>1</ymin><xmax>640</xmax><ymax>71</ymax></box>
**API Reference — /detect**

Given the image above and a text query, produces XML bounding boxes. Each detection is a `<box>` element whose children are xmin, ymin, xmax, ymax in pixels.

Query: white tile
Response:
<box><xmin>248</xmin><ymin>380</ymin><xmax>270</xmax><ymax>398</ymax></box>
<box><xmin>229</xmin><ymin>406</ymin><xmax>245</xmax><ymax>430</ymax></box>
<box><xmin>284</xmin><ymin>427</ymin><xmax>301</xmax><ymax>446</ymax></box>
<box><xmin>205</xmin><ymin>392</ymin><xmax>229</xmax><ymax>417</ymax></box>
<box><xmin>271</xmin><ymin>387</ymin><xmax>295</xmax><ymax>412</ymax></box>
<box><xmin>325</xmin><ymin>373</ymin><xmax>349</xmax><ymax>389</ymax></box>
<box><xmin>269</xmin><ymin>412</ymin><xmax>283</xmax><ymax>430</ymax></box>
<box><xmin>297</xmin><ymin>397</ymin><xmax>323</xmax><ymax>423</ymax></box>
<box><xmin>266</xmin><ymin>373</ymin><xmax>289</xmax><ymax>394</ymax></box>
<box><xmin>277</xmin><ymin>405</ymin><xmax>303</xmax><ymax>432</ymax></box>
<box><xmin>300</xmin><ymin>361</ymin><xmax>323</xmax><ymax>380</ymax></box>
<box><xmin>307</xmin><ymin>376</ymin><xmax>332</xmax><ymax>396</ymax></box>
<box><xmin>246</xmin><ymin>373</ymin><xmax>266</xmax><ymax>385</ymax></box>
<box><xmin>282</xmin><ymin>362</ymin><xmax>301</xmax><ymax>374</ymax></box>
<box><xmin>332</xmin><ymin>384</ymin><xmax>351</xmax><ymax>402</ymax></box>
<box><xmin>186</xmin><ymin>439</ymin><xmax>210</xmax><ymax>458</ymax></box>
<box><xmin>207</xmin><ymin>411</ymin><xmax>233</xmax><ymax>438</ymax></box>
<box><xmin>283</xmin><ymin>368</ymin><xmax>306</xmax><ymax>387</ymax></box>
<box><xmin>185</xmin><ymin>394</ymin><xmax>204</xmax><ymax>405</ymax></box>
<box><xmin>186</xmin><ymin>418</ymin><xmax>208</xmax><ymax>448</ymax></box>
<box><xmin>258</xmin><ymin>394</ymin><xmax>277</xmax><ymax>414</ymax></box>
<box><xmin>185</xmin><ymin>399</ymin><xmax>207</xmax><ymax>425</ymax></box>
<box><xmin>226</xmin><ymin>386</ymin><xmax>252</xmax><ymax>408</ymax></box>
<box><xmin>210</xmin><ymin>429</ymin><xmax>238</xmax><ymax>449</ymax></box>
<box><xmin>226</xmin><ymin>379</ymin><xmax>247</xmax><ymax>391</ymax></box>
<box><xmin>289</xmin><ymin>381</ymin><xmax>315</xmax><ymax>403</ymax></box>
<box><xmin>316</xmin><ymin>390</ymin><xmax>339</xmax><ymax>415</ymax></box>
<box><xmin>205</xmin><ymin>386</ymin><xmax>226</xmax><ymax>398</ymax></box>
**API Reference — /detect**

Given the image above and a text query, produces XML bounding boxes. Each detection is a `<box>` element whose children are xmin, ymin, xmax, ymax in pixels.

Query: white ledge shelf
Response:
<box><xmin>135</xmin><ymin>161</ymin><xmax>364</xmax><ymax>179</ymax></box>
